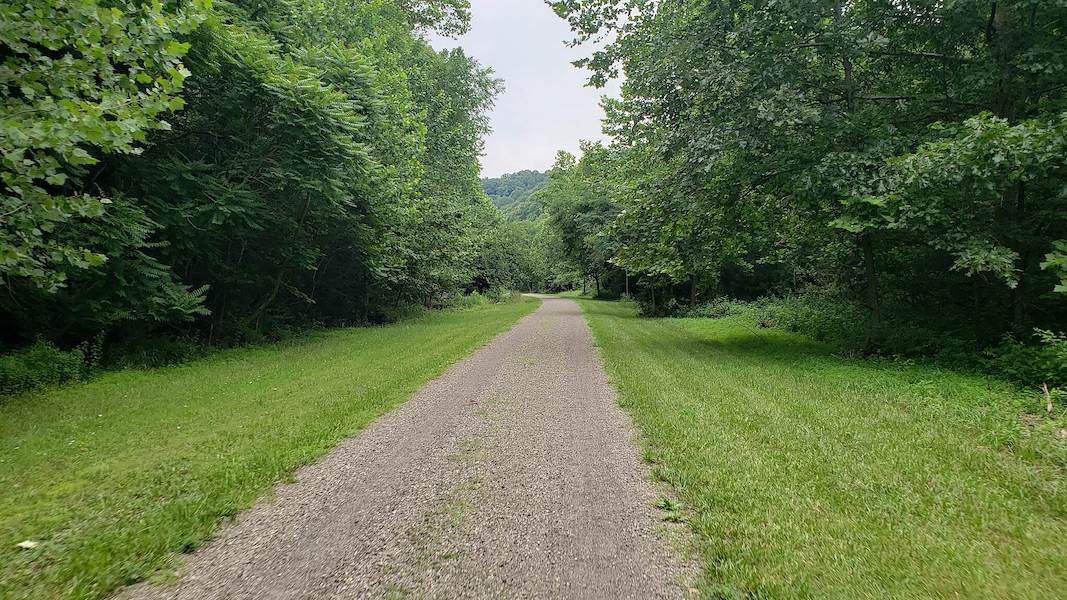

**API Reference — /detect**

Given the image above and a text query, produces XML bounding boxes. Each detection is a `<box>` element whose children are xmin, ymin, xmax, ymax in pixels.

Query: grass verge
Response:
<box><xmin>0</xmin><ymin>297</ymin><xmax>539</xmax><ymax>600</ymax></box>
<box><xmin>577</xmin><ymin>299</ymin><xmax>1066</xmax><ymax>599</ymax></box>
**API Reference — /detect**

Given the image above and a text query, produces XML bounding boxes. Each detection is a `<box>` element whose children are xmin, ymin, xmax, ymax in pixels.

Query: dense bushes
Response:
<box><xmin>0</xmin><ymin>341</ymin><xmax>86</xmax><ymax>395</ymax></box>
<box><xmin>0</xmin><ymin>289</ymin><xmax>527</xmax><ymax>396</ymax></box>
<box><xmin>987</xmin><ymin>332</ymin><xmax>1067</xmax><ymax>391</ymax></box>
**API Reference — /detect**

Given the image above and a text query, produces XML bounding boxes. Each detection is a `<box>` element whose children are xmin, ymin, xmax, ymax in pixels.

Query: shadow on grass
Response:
<box><xmin>579</xmin><ymin>297</ymin><xmax>1023</xmax><ymax>400</ymax></box>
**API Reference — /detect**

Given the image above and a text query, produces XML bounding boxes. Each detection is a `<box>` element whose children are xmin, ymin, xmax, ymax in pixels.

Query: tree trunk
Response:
<box><xmin>624</xmin><ymin>272</ymin><xmax>629</xmax><ymax>296</ymax></box>
<box><xmin>988</xmin><ymin>3</ymin><xmax>1030</xmax><ymax>334</ymax></box>
<box><xmin>988</xmin><ymin>2</ymin><xmax>1018</xmax><ymax>122</ymax></box>
<box><xmin>836</xmin><ymin>0</ymin><xmax>879</xmax><ymax>341</ymax></box>
<box><xmin>594</xmin><ymin>275</ymin><xmax>600</xmax><ymax>298</ymax></box>
<box><xmin>834</xmin><ymin>0</ymin><xmax>856</xmax><ymax>114</ymax></box>
<box><xmin>360</xmin><ymin>285</ymin><xmax>370</xmax><ymax>324</ymax></box>
<box><xmin>1010</xmin><ymin>181</ymin><xmax>1029</xmax><ymax>335</ymax></box>
<box><xmin>690</xmin><ymin>274</ymin><xmax>697</xmax><ymax>305</ymax></box>
<box><xmin>1012</xmin><ymin>268</ymin><xmax>1027</xmax><ymax>335</ymax></box>
<box><xmin>861</xmin><ymin>233</ymin><xmax>881</xmax><ymax>336</ymax></box>
<box><xmin>244</xmin><ymin>271</ymin><xmax>285</xmax><ymax>329</ymax></box>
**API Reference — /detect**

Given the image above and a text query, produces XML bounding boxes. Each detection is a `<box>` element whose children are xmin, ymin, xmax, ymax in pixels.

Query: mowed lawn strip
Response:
<box><xmin>0</xmin><ymin>297</ymin><xmax>539</xmax><ymax>600</ymax></box>
<box><xmin>577</xmin><ymin>299</ymin><xmax>1067</xmax><ymax>599</ymax></box>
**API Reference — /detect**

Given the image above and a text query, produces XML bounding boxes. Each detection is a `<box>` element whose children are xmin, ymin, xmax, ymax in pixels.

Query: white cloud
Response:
<box><xmin>428</xmin><ymin>0</ymin><xmax>620</xmax><ymax>177</ymax></box>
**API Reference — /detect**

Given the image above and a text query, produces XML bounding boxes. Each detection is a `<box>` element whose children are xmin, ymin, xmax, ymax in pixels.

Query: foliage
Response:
<box><xmin>757</xmin><ymin>291</ymin><xmax>872</xmax><ymax>351</ymax></box>
<box><xmin>681</xmin><ymin>298</ymin><xmax>754</xmax><ymax>320</ymax></box>
<box><xmin>681</xmin><ymin>289</ymin><xmax>1067</xmax><ymax>389</ymax></box>
<box><xmin>1045</xmin><ymin>240</ymin><xmax>1067</xmax><ymax>294</ymax></box>
<box><xmin>0</xmin><ymin>0</ymin><xmax>208</xmax><ymax>292</ymax></box>
<box><xmin>542</xmin><ymin>0</ymin><xmax>1067</xmax><ymax>361</ymax></box>
<box><xmin>2</xmin><ymin>195</ymin><xmax>209</xmax><ymax>344</ymax></box>
<box><xmin>481</xmin><ymin>169</ymin><xmax>548</xmax><ymax>220</ymax></box>
<box><xmin>538</xmin><ymin>144</ymin><xmax>622</xmax><ymax>296</ymax></box>
<box><xmin>105</xmin><ymin>333</ymin><xmax>206</xmax><ymax>369</ymax></box>
<box><xmin>986</xmin><ymin>332</ymin><xmax>1067</xmax><ymax>390</ymax></box>
<box><xmin>1</xmin><ymin>0</ymin><xmax>508</xmax><ymax>358</ymax></box>
<box><xmin>0</xmin><ymin>340</ymin><xmax>85</xmax><ymax>395</ymax></box>
<box><xmin>475</xmin><ymin>220</ymin><xmax>555</xmax><ymax>292</ymax></box>
<box><xmin>853</xmin><ymin>113</ymin><xmax>1067</xmax><ymax>287</ymax></box>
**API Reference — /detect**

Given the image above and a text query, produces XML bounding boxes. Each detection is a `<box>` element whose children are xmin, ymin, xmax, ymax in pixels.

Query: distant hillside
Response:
<box><xmin>481</xmin><ymin>170</ymin><xmax>548</xmax><ymax>221</ymax></box>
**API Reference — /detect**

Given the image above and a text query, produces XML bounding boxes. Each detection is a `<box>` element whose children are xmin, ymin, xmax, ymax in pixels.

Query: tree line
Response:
<box><xmin>482</xmin><ymin>169</ymin><xmax>549</xmax><ymax>221</ymax></box>
<box><xmin>1</xmin><ymin>0</ymin><xmax>536</xmax><ymax>361</ymax></box>
<box><xmin>534</xmin><ymin>0</ymin><xmax>1067</xmax><ymax>383</ymax></box>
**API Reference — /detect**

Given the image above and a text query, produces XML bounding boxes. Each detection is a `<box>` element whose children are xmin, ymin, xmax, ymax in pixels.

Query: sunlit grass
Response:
<box><xmin>578</xmin><ymin>299</ymin><xmax>1067</xmax><ymax>599</ymax></box>
<box><xmin>0</xmin><ymin>298</ymin><xmax>538</xmax><ymax>600</ymax></box>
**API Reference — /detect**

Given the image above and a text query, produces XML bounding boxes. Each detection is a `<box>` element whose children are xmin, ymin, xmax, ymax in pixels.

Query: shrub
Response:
<box><xmin>107</xmin><ymin>335</ymin><xmax>206</xmax><ymax>369</ymax></box>
<box><xmin>0</xmin><ymin>341</ymin><xmax>86</xmax><ymax>395</ymax></box>
<box><xmin>450</xmin><ymin>291</ymin><xmax>490</xmax><ymax>309</ymax></box>
<box><xmin>676</xmin><ymin>286</ymin><xmax>1067</xmax><ymax>395</ymax></box>
<box><xmin>985</xmin><ymin>332</ymin><xmax>1067</xmax><ymax>389</ymax></box>
<box><xmin>683</xmin><ymin>297</ymin><xmax>756</xmax><ymax>319</ymax></box>
<box><xmin>637</xmin><ymin>295</ymin><xmax>684</xmax><ymax>317</ymax></box>
<box><xmin>451</xmin><ymin>289</ymin><xmax>519</xmax><ymax>308</ymax></box>
<box><xmin>758</xmin><ymin>291</ymin><xmax>869</xmax><ymax>350</ymax></box>
<box><xmin>483</xmin><ymin>287</ymin><xmax>515</xmax><ymax>303</ymax></box>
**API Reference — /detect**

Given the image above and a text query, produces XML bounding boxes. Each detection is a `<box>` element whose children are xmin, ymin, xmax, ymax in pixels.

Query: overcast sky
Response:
<box><xmin>429</xmin><ymin>0</ymin><xmax>619</xmax><ymax>178</ymax></box>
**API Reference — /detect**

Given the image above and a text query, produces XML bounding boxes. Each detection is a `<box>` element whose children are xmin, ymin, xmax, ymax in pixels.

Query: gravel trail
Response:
<box><xmin>120</xmin><ymin>297</ymin><xmax>693</xmax><ymax>599</ymax></box>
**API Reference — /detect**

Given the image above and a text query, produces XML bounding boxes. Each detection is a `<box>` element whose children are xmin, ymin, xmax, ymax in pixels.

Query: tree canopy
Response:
<box><xmin>1</xmin><ymin>0</ymin><xmax>523</xmax><ymax>349</ymax></box>
<box><xmin>4</xmin><ymin>0</ymin><xmax>1067</xmax><ymax>379</ymax></box>
<box><xmin>539</xmin><ymin>0</ymin><xmax>1067</xmax><ymax>352</ymax></box>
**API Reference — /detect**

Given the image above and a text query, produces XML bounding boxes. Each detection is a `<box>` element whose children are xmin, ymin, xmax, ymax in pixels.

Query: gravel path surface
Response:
<box><xmin>120</xmin><ymin>297</ymin><xmax>693</xmax><ymax>599</ymax></box>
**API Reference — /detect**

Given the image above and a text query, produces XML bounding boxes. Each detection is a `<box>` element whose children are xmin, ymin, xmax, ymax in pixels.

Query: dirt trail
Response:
<box><xmin>121</xmin><ymin>297</ymin><xmax>692</xmax><ymax>599</ymax></box>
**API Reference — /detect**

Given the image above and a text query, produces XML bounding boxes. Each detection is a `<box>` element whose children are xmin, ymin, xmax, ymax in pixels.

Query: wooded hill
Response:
<box><xmin>481</xmin><ymin>170</ymin><xmax>548</xmax><ymax>221</ymax></box>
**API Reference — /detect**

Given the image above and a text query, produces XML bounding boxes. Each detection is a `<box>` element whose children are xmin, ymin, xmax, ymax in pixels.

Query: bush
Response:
<box><xmin>637</xmin><ymin>294</ymin><xmax>684</xmax><ymax>317</ymax></box>
<box><xmin>483</xmin><ymin>287</ymin><xmax>516</xmax><ymax>303</ymax></box>
<box><xmin>450</xmin><ymin>291</ymin><xmax>490</xmax><ymax>309</ymax></box>
<box><xmin>985</xmin><ymin>331</ymin><xmax>1067</xmax><ymax>389</ymax></box>
<box><xmin>107</xmin><ymin>334</ymin><xmax>206</xmax><ymax>369</ymax></box>
<box><xmin>758</xmin><ymin>291</ymin><xmax>869</xmax><ymax>350</ymax></box>
<box><xmin>676</xmin><ymin>286</ymin><xmax>1067</xmax><ymax>394</ymax></box>
<box><xmin>0</xmin><ymin>341</ymin><xmax>86</xmax><ymax>395</ymax></box>
<box><xmin>682</xmin><ymin>297</ymin><xmax>756</xmax><ymax>319</ymax></box>
<box><xmin>451</xmin><ymin>289</ymin><xmax>519</xmax><ymax>309</ymax></box>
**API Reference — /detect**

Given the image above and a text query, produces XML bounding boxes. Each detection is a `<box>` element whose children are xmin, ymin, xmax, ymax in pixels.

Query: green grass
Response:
<box><xmin>0</xmin><ymin>298</ymin><xmax>538</xmax><ymax>600</ymax></box>
<box><xmin>577</xmin><ymin>299</ymin><xmax>1067</xmax><ymax>599</ymax></box>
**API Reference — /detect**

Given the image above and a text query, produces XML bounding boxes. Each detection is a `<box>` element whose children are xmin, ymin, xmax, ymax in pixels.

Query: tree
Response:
<box><xmin>539</xmin><ymin>145</ymin><xmax>621</xmax><ymax>297</ymax></box>
<box><xmin>548</xmin><ymin>0</ymin><xmax>1067</xmax><ymax>341</ymax></box>
<box><xmin>1</xmin><ymin>0</ymin><xmax>507</xmax><ymax>349</ymax></box>
<box><xmin>1</xmin><ymin>0</ymin><xmax>207</xmax><ymax>291</ymax></box>
<box><xmin>482</xmin><ymin>170</ymin><xmax>549</xmax><ymax>220</ymax></box>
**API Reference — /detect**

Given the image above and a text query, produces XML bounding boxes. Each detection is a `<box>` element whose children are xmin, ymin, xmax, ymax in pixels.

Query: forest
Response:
<box><xmin>2</xmin><ymin>0</ymin><xmax>1066</xmax><ymax>396</ymax></box>
<box><xmin>3</xmin><ymin>1</ymin><xmax>1067</xmax><ymax>598</ymax></box>
<box><xmin>481</xmin><ymin>169</ymin><xmax>548</xmax><ymax>220</ymax></box>
<box><xmin>0</xmin><ymin>0</ymin><xmax>550</xmax><ymax>391</ymax></box>
<box><xmin>529</xmin><ymin>0</ymin><xmax>1067</xmax><ymax>392</ymax></box>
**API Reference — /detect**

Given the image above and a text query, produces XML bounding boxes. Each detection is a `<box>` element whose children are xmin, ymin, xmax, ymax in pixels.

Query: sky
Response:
<box><xmin>429</xmin><ymin>0</ymin><xmax>619</xmax><ymax>178</ymax></box>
